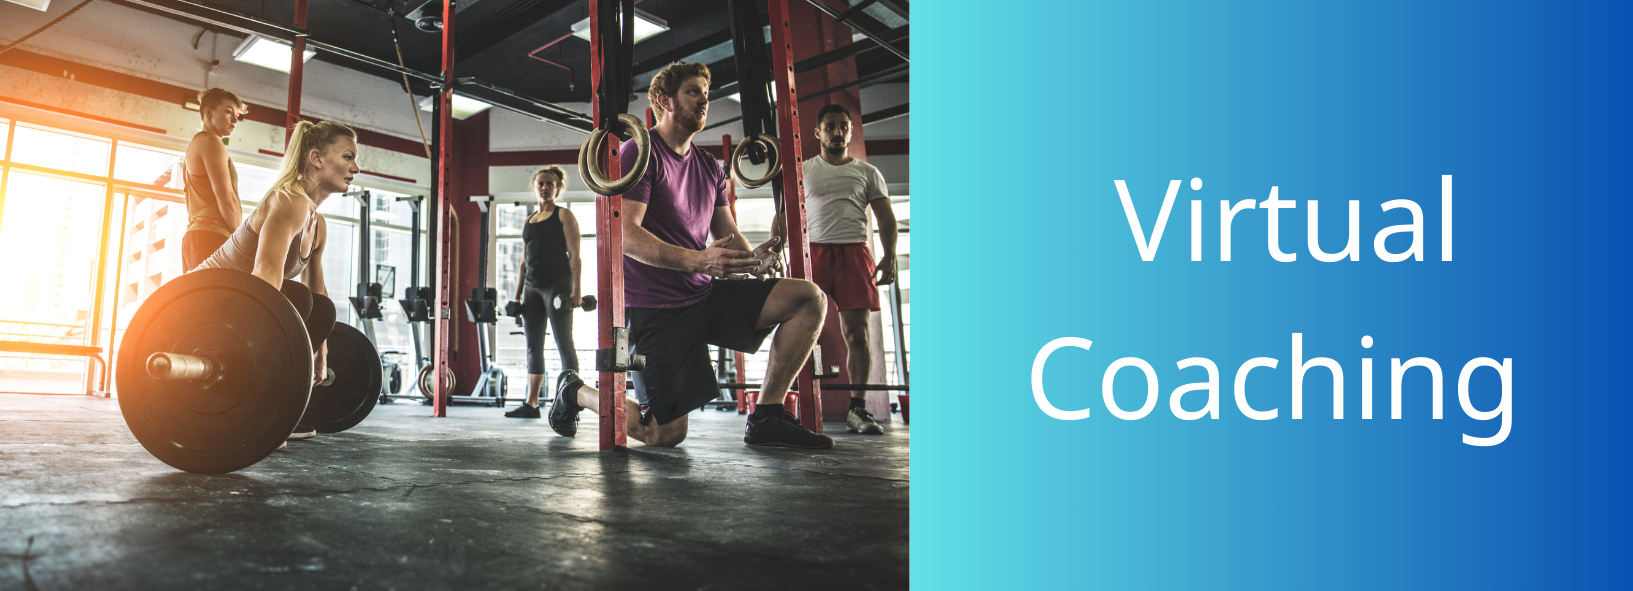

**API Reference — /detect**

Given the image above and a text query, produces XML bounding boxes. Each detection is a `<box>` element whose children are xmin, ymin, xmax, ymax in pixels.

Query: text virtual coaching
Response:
<box><xmin>1032</xmin><ymin>176</ymin><xmax>1513</xmax><ymax>446</ymax></box>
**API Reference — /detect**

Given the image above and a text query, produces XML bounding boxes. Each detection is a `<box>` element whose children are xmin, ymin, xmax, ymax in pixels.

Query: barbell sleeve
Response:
<box><xmin>146</xmin><ymin>352</ymin><xmax>217</xmax><ymax>382</ymax></box>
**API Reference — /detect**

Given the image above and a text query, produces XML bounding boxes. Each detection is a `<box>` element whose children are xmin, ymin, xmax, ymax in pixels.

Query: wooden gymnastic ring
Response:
<box><xmin>577</xmin><ymin>113</ymin><xmax>651</xmax><ymax>196</ymax></box>
<box><xmin>731</xmin><ymin>134</ymin><xmax>781</xmax><ymax>189</ymax></box>
<box><xmin>417</xmin><ymin>364</ymin><xmax>456</xmax><ymax>400</ymax></box>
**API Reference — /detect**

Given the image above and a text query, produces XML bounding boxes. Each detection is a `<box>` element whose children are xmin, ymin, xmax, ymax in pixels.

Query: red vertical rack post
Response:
<box><xmin>766</xmin><ymin>0</ymin><xmax>822</xmax><ymax>432</ymax></box>
<box><xmin>590</xmin><ymin>0</ymin><xmax>628</xmax><ymax>449</ymax></box>
<box><xmin>431</xmin><ymin>0</ymin><xmax>457</xmax><ymax>417</ymax></box>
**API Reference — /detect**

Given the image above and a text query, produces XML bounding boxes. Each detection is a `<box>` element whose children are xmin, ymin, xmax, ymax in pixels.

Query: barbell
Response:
<box><xmin>116</xmin><ymin>269</ymin><xmax>381</xmax><ymax>474</ymax></box>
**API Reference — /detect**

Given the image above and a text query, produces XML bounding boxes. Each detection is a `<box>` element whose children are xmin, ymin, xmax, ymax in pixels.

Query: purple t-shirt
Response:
<box><xmin>619</xmin><ymin>132</ymin><xmax>729</xmax><ymax>308</ymax></box>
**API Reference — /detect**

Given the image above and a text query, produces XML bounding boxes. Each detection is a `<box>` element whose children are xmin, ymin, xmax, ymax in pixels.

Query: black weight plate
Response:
<box><xmin>303</xmin><ymin>323</ymin><xmax>381</xmax><ymax>433</ymax></box>
<box><xmin>117</xmin><ymin>269</ymin><xmax>312</xmax><ymax>474</ymax></box>
<box><xmin>386</xmin><ymin>364</ymin><xmax>402</xmax><ymax>395</ymax></box>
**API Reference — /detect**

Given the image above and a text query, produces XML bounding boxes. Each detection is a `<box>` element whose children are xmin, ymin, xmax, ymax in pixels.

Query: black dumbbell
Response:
<box><xmin>556</xmin><ymin>294</ymin><xmax>597</xmax><ymax>312</ymax></box>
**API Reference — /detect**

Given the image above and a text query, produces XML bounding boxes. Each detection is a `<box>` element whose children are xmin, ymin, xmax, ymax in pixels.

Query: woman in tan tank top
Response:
<box><xmin>194</xmin><ymin>121</ymin><xmax>357</xmax><ymax>436</ymax></box>
<box><xmin>181</xmin><ymin>88</ymin><xmax>247</xmax><ymax>271</ymax></box>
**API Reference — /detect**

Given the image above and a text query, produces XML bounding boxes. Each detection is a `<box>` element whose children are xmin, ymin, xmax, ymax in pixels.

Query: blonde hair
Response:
<box><xmin>270</xmin><ymin>120</ymin><xmax>357</xmax><ymax>204</ymax></box>
<box><xmin>648</xmin><ymin>62</ymin><xmax>711</xmax><ymax>122</ymax></box>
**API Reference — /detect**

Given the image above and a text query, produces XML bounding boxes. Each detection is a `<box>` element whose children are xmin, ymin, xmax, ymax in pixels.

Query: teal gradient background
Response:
<box><xmin>914</xmin><ymin>1</ymin><xmax>1632</xmax><ymax>588</ymax></box>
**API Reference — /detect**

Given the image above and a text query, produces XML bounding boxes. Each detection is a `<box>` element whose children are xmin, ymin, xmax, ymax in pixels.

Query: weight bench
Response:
<box><xmin>0</xmin><ymin>341</ymin><xmax>108</xmax><ymax>397</ymax></box>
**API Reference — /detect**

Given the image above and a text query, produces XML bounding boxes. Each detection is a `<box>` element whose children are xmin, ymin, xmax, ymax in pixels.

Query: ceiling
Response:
<box><xmin>112</xmin><ymin>0</ymin><xmax>909</xmax><ymax>106</ymax></box>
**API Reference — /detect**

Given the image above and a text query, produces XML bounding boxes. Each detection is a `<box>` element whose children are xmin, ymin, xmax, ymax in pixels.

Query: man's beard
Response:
<box><xmin>679</xmin><ymin>109</ymin><xmax>706</xmax><ymax>133</ymax></box>
<box><xmin>824</xmin><ymin>140</ymin><xmax>847</xmax><ymax>155</ymax></box>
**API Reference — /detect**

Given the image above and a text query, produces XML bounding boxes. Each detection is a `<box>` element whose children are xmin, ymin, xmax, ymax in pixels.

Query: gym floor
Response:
<box><xmin>0</xmin><ymin>393</ymin><xmax>909</xmax><ymax>590</ymax></box>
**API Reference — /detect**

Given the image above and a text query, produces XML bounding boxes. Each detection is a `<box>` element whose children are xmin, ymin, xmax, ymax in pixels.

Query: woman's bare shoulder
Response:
<box><xmin>258</xmin><ymin>191</ymin><xmax>315</xmax><ymax>225</ymax></box>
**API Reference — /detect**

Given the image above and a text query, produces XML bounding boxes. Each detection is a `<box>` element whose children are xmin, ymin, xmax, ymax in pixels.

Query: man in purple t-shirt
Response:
<box><xmin>547</xmin><ymin>62</ymin><xmax>833</xmax><ymax>449</ymax></box>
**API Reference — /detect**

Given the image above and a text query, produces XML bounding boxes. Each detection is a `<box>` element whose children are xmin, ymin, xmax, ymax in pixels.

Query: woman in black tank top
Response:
<box><xmin>506</xmin><ymin>167</ymin><xmax>584</xmax><ymax>417</ymax></box>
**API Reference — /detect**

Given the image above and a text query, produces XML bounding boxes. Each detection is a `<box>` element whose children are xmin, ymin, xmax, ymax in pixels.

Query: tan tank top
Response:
<box><xmin>194</xmin><ymin>210</ymin><xmax>316</xmax><ymax>281</ymax></box>
<box><xmin>184</xmin><ymin>155</ymin><xmax>239</xmax><ymax>237</ymax></box>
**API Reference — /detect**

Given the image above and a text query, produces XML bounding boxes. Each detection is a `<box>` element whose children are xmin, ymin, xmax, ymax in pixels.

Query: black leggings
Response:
<box><xmin>280</xmin><ymin>280</ymin><xmax>335</xmax><ymax>353</ymax></box>
<box><xmin>521</xmin><ymin>277</ymin><xmax>577</xmax><ymax>374</ymax></box>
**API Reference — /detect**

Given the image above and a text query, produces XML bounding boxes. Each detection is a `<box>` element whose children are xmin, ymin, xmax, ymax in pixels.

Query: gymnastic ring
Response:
<box><xmin>731</xmin><ymin>134</ymin><xmax>782</xmax><ymax>189</ymax></box>
<box><xmin>577</xmin><ymin>113</ymin><xmax>651</xmax><ymax>196</ymax></box>
<box><xmin>417</xmin><ymin>364</ymin><xmax>456</xmax><ymax>400</ymax></box>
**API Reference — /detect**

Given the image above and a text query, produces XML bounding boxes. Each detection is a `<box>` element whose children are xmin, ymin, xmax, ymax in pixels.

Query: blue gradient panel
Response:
<box><xmin>915</xmin><ymin>1</ymin><xmax>1632</xmax><ymax>588</ymax></box>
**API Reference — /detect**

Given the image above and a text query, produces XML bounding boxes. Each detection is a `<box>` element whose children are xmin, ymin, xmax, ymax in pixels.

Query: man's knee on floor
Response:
<box><xmin>645</xmin><ymin>426</ymin><xmax>688</xmax><ymax>447</ymax></box>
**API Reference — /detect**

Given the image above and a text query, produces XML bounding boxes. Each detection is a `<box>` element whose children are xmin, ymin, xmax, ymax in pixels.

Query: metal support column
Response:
<box><xmin>350</xmin><ymin>190</ymin><xmax>380</xmax><ymax>343</ymax></box>
<box><xmin>285</xmin><ymin>0</ymin><xmax>307</xmax><ymax>145</ymax></box>
<box><xmin>723</xmin><ymin>133</ymin><xmax>750</xmax><ymax>414</ymax></box>
<box><xmin>889</xmin><ymin>281</ymin><xmax>908</xmax><ymax>386</ymax></box>
<box><xmin>87</xmin><ymin>143</ymin><xmax>120</xmax><ymax>396</ymax></box>
<box><xmin>591</xmin><ymin>0</ymin><xmax>631</xmax><ymax>449</ymax></box>
<box><xmin>431</xmin><ymin>0</ymin><xmax>457</xmax><ymax>417</ymax></box>
<box><xmin>101</xmin><ymin>193</ymin><xmax>132</xmax><ymax>397</ymax></box>
<box><xmin>394</xmin><ymin>195</ymin><xmax>430</xmax><ymax>389</ymax></box>
<box><xmin>767</xmin><ymin>0</ymin><xmax>823</xmax><ymax>432</ymax></box>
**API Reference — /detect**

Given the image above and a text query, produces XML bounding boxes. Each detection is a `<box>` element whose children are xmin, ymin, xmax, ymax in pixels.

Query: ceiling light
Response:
<box><xmin>4</xmin><ymin>0</ymin><xmax>49</xmax><ymax>10</ymax></box>
<box><xmin>232</xmin><ymin>36</ymin><xmax>315</xmax><ymax>73</ymax></box>
<box><xmin>719</xmin><ymin>81</ymin><xmax>778</xmax><ymax>103</ymax></box>
<box><xmin>408</xmin><ymin>0</ymin><xmax>443</xmax><ymax>33</ymax></box>
<box><xmin>570</xmin><ymin>9</ymin><xmax>669</xmax><ymax>44</ymax></box>
<box><xmin>418</xmin><ymin>94</ymin><xmax>493</xmax><ymax>120</ymax></box>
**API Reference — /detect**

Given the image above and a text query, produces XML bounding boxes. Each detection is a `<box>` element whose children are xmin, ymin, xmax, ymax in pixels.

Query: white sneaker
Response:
<box><xmin>847</xmin><ymin>407</ymin><xmax>884</xmax><ymax>434</ymax></box>
<box><xmin>287</xmin><ymin>425</ymin><xmax>316</xmax><ymax>440</ymax></box>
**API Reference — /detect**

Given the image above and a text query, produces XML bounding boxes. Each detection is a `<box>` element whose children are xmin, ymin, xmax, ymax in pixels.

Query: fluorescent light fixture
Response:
<box><xmin>233</xmin><ymin>36</ymin><xmax>315</xmax><ymax>73</ymax></box>
<box><xmin>719</xmin><ymin>82</ymin><xmax>777</xmax><ymax>103</ymax></box>
<box><xmin>4</xmin><ymin>0</ymin><xmax>50</xmax><ymax>10</ymax></box>
<box><xmin>417</xmin><ymin>94</ymin><xmax>494</xmax><ymax>120</ymax></box>
<box><xmin>570</xmin><ymin>9</ymin><xmax>669</xmax><ymax>44</ymax></box>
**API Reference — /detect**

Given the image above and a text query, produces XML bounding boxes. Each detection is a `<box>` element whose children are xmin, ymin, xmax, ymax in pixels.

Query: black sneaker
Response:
<box><xmin>548</xmin><ymin>370</ymin><xmax>583</xmax><ymax>437</ymax></box>
<box><xmin>744</xmin><ymin>412</ymin><xmax>835</xmax><ymax>449</ymax></box>
<box><xmin>504</xmin><ymin>403</ymin><xmax>541</xmax><ymax>418</ymax></box>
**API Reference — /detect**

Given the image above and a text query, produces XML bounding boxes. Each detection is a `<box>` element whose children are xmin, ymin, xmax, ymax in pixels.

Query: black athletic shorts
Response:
<box><xmin>628</xmin><ymin>278</ymin><xmax>780</xmax><ymax>426</ymax></box>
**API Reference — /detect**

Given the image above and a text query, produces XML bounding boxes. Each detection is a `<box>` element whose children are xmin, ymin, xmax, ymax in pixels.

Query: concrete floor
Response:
<box><xmin>0</xmin><ymin>393</ymin><xmax>909</xmax><ymax>590</ymax></box>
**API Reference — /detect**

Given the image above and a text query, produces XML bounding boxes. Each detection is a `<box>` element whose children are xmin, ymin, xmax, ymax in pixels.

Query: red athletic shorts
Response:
<box><xmin>810</xmin><ymin>242</ymin><xmax>879</xmax><ymax>311</ymax></box>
